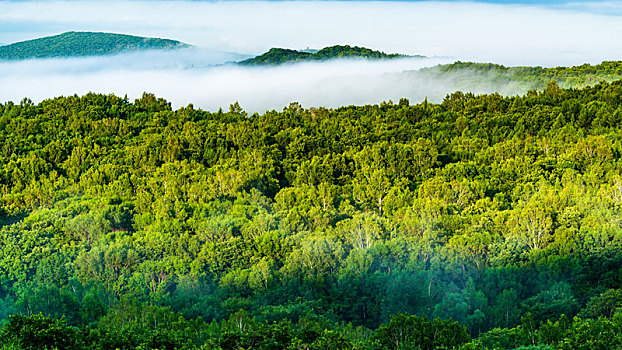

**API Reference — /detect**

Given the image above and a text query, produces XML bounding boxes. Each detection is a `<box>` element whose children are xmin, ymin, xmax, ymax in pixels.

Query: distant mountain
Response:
<box><xmin>239</xmin><ymin>45</ymin><xmax>419</xmax><ymax>65</ymax></box>
<box><xmin>0</xmin><ymin>32</ymin><xmax>190</xmax><ymax>60</ymax></box>
<box><xmin>241</xmin><ymin>48</ymin><xmax>313</xmax><ymax>65</ymax></box>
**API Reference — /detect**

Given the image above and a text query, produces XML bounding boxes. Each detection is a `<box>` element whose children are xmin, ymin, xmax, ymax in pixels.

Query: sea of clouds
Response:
<box><xmin>0</xmin><ymin>0</ymin><xmax>621</xmax><ymax>112</ymax></box>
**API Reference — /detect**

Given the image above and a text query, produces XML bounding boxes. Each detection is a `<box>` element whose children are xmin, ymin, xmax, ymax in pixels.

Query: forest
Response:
<box><xmin>239</xmin><ymin>45</ymin><xmax>409</xmax><ymax>65</ymax></box>
<box><xmin>404</xmin><ymin>61</ymin><xmax>622</xmax><ymax>98</ymax></box>
<box><xmin>1</xmin><ymin>78</ymin><xmax>622</xmax><ymax>349</ymax></box>
<box><xmin>0</xmin><ymin>32</ymin><xmax>189</xmax><ymax>60</ymax></box>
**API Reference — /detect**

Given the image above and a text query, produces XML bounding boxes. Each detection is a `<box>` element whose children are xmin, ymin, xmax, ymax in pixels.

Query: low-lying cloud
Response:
<box><xmin>0</xmin><ymin>50</ymin><xmax>584</xmax><ymax>113</ymax></box>
<box><xmin>0</xmin><ymin>48</ymin><xmax>248</xmax><ymax>74</ymax></box>
<box><xmin>0</xmin><ymin>0</ymin><xmax>621</xmax><ymax>112</ymax></box>
<box><xmin>0</xmin><ymin>54</ymin><xmax>459</xmax><ymax>112</ymax></box>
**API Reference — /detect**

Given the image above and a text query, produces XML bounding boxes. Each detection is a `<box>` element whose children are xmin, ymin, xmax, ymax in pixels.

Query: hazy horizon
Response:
<box><xmin>2</xmin><ymin>1</ymin><xmax>621</xmax><ymax>64</ymax></box>
<box><xmin>0</xmin><ymin>0</ymin><xmax>621</xmax><ymax>112</ymax></box>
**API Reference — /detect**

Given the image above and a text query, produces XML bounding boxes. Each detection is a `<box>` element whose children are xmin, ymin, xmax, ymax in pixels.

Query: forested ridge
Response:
<box><xmin>0</xmin><ymin>32</ymin><xmax>189</xmax><ymax>60</ymax></box>
<box><xmin>1</xmin><ymin>79</ymin><xmax>622</xmax><ymax>349</ymax></box>
<box><xmin>239</xmin><ymin>45</ymin><xmax>409</xmax><ymax>65</ymax></box>
<box><xmin>427</xmin><ymin>61</ymin><xmax>622</xmax><ymax>87</ymax></box>
<box><xmin>402</xmin><ymin>61</ymin><xmax>622</xmax><ymax>99</ymax></box>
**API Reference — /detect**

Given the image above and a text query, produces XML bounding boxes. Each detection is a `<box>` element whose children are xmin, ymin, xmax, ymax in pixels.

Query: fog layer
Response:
<box><xmin>0</xmin><ymin>55</ymin><xmax>460</xmax><ymax>112</ymax></box>
<box><xmin>1</xmin><ymin>1</ymin><xmax>621</xmax><ymax>112</ymax></box>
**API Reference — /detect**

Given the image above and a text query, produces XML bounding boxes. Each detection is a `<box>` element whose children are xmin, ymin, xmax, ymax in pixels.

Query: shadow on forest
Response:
<box><xmin>0</xmin><ymin>210</ymin><xmax>28</xmax><ymax>229</ymax></box>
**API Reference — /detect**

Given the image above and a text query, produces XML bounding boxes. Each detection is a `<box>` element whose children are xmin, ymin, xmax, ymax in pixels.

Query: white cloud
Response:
<box><xmin>0</xmin><ymin>55</ymin><xmax>456</xmax><ymax>112</ymax></box>
<box><xmin>0</xmin><ymin>1</ymin><xmax>621</xmax><ymax>66</ymax></box>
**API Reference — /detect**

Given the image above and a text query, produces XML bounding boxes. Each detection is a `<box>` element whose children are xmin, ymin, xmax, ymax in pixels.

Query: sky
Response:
<box><xmin>1</xmin><ymin>0</ymin><xmax>621</xmax><ymax>63</ymax></box>
<box><xmin>0</xmin><ymin>0</ymin><xmax>621</xmax><ymax>111</ymax></box>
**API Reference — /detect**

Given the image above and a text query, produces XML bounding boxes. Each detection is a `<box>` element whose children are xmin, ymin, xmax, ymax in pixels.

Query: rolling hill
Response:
<box><xmin>405</xmin><ymin>60</ymin><xmax>622</xmax><ymax>96</ymax></box>
<box><xmin>238</xmin><ymin>44</ymin><xmax>418</xmax><ymax>65</ymax></box>
<box><xmin>0</xmin><ymin>31</ymin><xmax>190</xmax><ymax>60</ymax></box>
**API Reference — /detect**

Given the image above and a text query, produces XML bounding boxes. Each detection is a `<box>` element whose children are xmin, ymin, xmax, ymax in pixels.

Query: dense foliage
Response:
<box><xmin>406</xmin><ymin>61</ymin><xmax>622</xmax><ymax>99</ymax></box>
<box><xmin>427</xmin><ymin>61</ymin><xmax>622</xmax><ymax>88</ymax></box>
<box><xmin>0</xmin><ymin>32</ymin><xmax>189</xmax><ymax>60</ymax></box>
<box><xmin>1</xmin><ymin>79</ymin><xmax>622</xmax><ymax>348</ymax></box>
<box><xmin>239</xmin><ymin>45</ymin><xmax>409</xmax><ymax>65</ymax></box>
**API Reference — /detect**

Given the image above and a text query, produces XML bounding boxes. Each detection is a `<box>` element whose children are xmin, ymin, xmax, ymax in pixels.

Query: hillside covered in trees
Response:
<box><xmin>239</xmin><ymin>45</ymin><xmax>411</xmax><ymax>65</ymax></box>
<box><xmin>0</xmin><ymin>32</ymin><xmax>189</xmax><ymax>60</ymax></box>
<box><xmin>1</xmin><ymin>80</ymin><xmax>622</xmax><ymax>348</ymax></box>
<box><xmin>420</xmin><ymin>60</ymin><xmax>622</xmax><ymax>91</ymax></box>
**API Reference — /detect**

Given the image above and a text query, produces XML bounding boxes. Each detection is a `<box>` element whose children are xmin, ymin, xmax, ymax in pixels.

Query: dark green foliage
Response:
<box><xmin>371</xmin><ymin>313</ymin><xmax>469</xmax><ymax>349</ymax></box>
<box><xmin>0</xmin><ymin>32</ymin><xmax>189</xmax><ymax>60</ymax></box>
<box><xmin>578</xmin><ymin>289</ymin><xmax>622</xmax><ymax>318</ymax></box>
<box><xmin>239</xmin><ymin>48</ymin><xmax>313</xmax><ymax>65</ymax></box>
<box><xmin>313</xmin><ymin>45</ymin><xmax>406</xmax><ymax>60</ymax></box>
<box><xmin>0</xmin><ymin>313</ymin><xmax>80</xmax><ymax>350</ymax></box>
<box><xmin>239</xmin><ymin>44</ymin><xmax>409</xmax><ymax>65</ymax></box>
